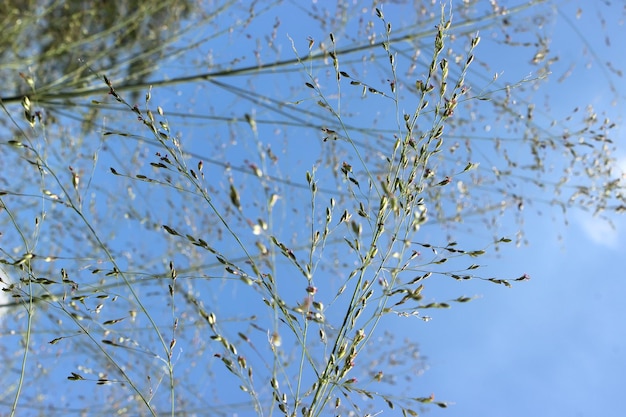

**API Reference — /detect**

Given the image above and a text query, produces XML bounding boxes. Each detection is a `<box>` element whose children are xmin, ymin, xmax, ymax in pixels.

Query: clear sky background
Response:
<box><xmin>1</xmin><ymin>1</ymin><xmax>625</xmax><ymax>417</ymax></box>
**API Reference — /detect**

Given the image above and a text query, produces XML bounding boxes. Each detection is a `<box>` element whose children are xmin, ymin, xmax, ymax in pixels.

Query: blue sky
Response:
<box><xmin>415</xmin><ymin>213</ymin><xmax>626</xmax><ymax>417</ymax></box>
<box><xmin>1</xmin><ymin>1</ymin><xmax>625</xmax><ymax>416</ymax></box>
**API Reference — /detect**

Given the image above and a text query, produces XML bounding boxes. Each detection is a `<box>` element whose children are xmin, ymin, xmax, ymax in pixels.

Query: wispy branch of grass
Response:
<box><xmin>2</xmin><ymin>79</ymin><xmax>165</xmax><ymax>417</ymax></box>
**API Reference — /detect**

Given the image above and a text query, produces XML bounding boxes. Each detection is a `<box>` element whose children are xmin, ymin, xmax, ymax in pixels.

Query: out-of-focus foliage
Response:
<box><xmin>0</xmin><ymin>0</ymin><xmax>193</xmax><ymax>97</ymax></box>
